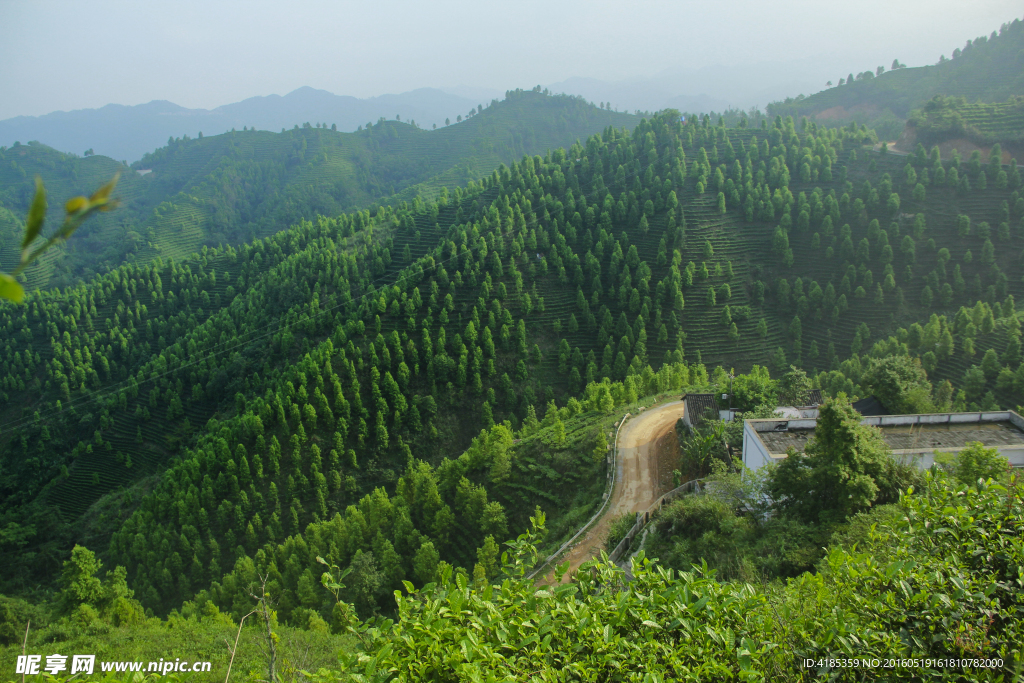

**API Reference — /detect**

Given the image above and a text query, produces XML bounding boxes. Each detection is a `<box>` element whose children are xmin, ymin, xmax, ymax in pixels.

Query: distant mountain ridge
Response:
<box><xmin>0</xmin><ymin>90</ymin><xmax>639</xmax><ymax>288</ymax></box>
<box><xmin>1</xmin><ymin>55</ymin><xmax>861</xmax><ymax>166</ymax></box>
<box><xmin>0</xmin><ymin>87</ymin><xmax>481</xmax><ymax>163</ymax></box>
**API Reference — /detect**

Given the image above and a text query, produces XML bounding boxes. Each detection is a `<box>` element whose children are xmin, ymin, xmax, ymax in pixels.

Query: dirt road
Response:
<box><xmin>539</xmin><ymin>400</ymin><xmax>686</xmax><ymax>584</ymax></box>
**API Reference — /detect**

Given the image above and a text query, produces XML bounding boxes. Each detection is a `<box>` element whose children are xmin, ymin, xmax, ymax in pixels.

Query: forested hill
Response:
<box><xmin>2</xmin><ymin>102</ymin><xmax>1024</xmax><ymax>625</ymax></box>
<box><xmin>767</xmin><ymin>17</ymin><xmax>1024</xmax><ymax>139</ymax></box>
<box><xmin>0</xmin><ymin>90</ymin><xmax>638</xmax><ymax>290</ymax></box>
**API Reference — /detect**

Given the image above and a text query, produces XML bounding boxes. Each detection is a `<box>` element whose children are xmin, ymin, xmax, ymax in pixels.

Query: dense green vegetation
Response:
<box><xmin>0</xmin><ymin>90</ymin><xmax>638</xmax><ymax>288</ymax></box>
<box><xmin>653</xmin><ymin>393</ymin><xmax>921</xmax><ymax>582</ymax></box>
<box><xmin>2</xmin><ymin>105</ymin><xmax>731</xmax><ymax>612</ymax></box>
<box><xmin>3</xmin><ymin>99</ymin><xmax>1024</xmax><ymax>609</ymax></box>
<box><xmin>339</xmin><ymin>465</ymin><xmax>1021</xmax><ymax>681</ymax></box>
<box><xmin>3</xmin><ymin>25</ymin><xmax>1024</xmax><ymax>676</ymax></box>
<box><xmin>768</xmin><ymin>18</ymin><xmax>1024</xmax><ymax>139</ymax></box>
<box><xmin>4</xmin><ymin>394</ymin><xmax>1019</xmax><ymax>681</ymax></box>
<box><xmin>0</xmin><ymin>174</ymin><xmax>120</xmax><ymax>303</ymax></box>
<box><xmin>907</xmin><ymin>94</ymin><xmax>1024</xmax><ymax>148</ymax></box>
<box><xmin>0</xmin><ymin>544</ymin><xmax>351</xmax><ymax>678</ymax></box>
<box><xmin>0</xmin><ymin>152</ymin><xmax>145</xmax><ymax>291</ymax></box>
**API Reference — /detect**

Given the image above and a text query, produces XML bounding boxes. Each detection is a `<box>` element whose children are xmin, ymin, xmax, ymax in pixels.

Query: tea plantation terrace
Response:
<box><xmin>743</xmin><ymin>410</ymin><xmax>1024</xmax><ymax>471</ymax></box>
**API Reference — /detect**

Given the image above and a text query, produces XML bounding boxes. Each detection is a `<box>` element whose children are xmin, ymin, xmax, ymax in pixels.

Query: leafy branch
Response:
<box><xmin>0</xmin><ymin>174</ymin><xmax>119</xmax><ymax>302</ymax></box>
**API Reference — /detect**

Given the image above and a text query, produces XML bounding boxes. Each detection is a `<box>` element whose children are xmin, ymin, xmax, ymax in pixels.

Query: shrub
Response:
<box><xmin>605</xmin><ymin>512</ymin><xmax>637</xmax><ymax>551</ymax></box>
<box><xmin>935</xmin><ymin>441</ymin><xmax>1010</xmax><ymax>487</ymax></box>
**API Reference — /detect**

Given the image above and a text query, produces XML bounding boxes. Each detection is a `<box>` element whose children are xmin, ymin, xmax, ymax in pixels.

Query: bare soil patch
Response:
<box><xmin>654</xmin><ymin>425</ymin><xmax>681</xmax><ymax>493</ymax></box>
<box><xmin>815</xmin><ymin>103</ymin><xmax>881</xmax><ymax>121</ymax></box>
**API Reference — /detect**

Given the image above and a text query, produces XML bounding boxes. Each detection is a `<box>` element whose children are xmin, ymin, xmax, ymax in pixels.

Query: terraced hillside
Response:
<box><xmin>0</xmin><ymin>90</ymin><xmax>638</xmax><ymax>289</ymax></box>
<box><xmin>3</xmin><ymin>101</ymin><xmax>1024</xmax><ymax>625</ymax></box>
<box><xmin>900</xmin><ymin>95</ymin><xmax>1024</xmax><ymax>161</ymax></box>
<box><xmin>767</xmin><ymin>17</ymin><xmax>1024</xmax><ymax>139</ymax></box>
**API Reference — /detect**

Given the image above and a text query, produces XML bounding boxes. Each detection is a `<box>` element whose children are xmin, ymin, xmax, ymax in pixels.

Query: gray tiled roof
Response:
<box><xmin>684</xmin><ymin>394</ymin><xmax>720</xmax><ymax>425</ymax></box>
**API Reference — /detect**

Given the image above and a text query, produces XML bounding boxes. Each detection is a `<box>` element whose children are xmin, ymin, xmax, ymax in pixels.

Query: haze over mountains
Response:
<box><xmin>0</xmin><ymin>61</ymin><xmax>836</xmax><ymax>165</ymax></box>
<box><xmin>0</xmin><ymin>90</ymin><xmax>638</xmax><ymax>289</ymax></box>
<box><xmin>546</xmin><ymin>58</ymin><xmax>834</xmax><ymax>117</ymax></box>
<box><xmin>0</xmin><ymin>87</ymin><xmax>483</xmax><ymax>163</ymax></box>
<box><xmin>0</xmin><ymin>48</ymin><xmax>969</xmax><ymax>168</ymax></box>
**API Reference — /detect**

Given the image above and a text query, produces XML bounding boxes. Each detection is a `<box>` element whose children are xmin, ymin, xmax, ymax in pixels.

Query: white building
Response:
<box><xmin>743</xmin><ymin>410</ymin><xmax>1024</xmax><ymax>472</ymax></box>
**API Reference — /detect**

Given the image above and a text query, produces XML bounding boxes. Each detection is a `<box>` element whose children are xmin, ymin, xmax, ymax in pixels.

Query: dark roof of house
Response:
<box><xmin>805</xmin><ymin>389</ymin><xmax>823</xmax><ymax>406</ymax></box>
<box><xmin>852</xmin><ymin>395</ymin><xmax>889</xmax><ymax>416</ymax></box>
<box><xmin>683</xmin><ymin>393</ymin><xmax>721</xmax><ymax>424</ymax></box>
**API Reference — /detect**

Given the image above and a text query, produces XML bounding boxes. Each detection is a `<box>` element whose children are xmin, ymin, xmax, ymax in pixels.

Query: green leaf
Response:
<box><xmin>0</xmin><ymin>273</ymin><xmax>24</xmax><ymax>303</ymax></box>
<box><xmin>65</xmin><ymin>196</ymin><xmax>88</xmax><ymax>214</ymax></box>
<box><xmin>22</xmin><ymin>176</ymin><xmax>46</xmax><ymax>249</ymax></box>
<box><xmin>89</xmin><ymin>173</ymin><xmax>119</xmax><ymax>204</ymax></box>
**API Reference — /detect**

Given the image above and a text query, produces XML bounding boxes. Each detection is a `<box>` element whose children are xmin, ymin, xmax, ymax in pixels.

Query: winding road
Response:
<box><xmin>539</xmin><ymin>400</ymin><xmax>686</xmax><ymax>584</ymax></box>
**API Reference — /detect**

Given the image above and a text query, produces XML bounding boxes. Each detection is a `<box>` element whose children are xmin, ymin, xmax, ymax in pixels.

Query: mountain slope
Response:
<box><xmin>896</xmin><ymin>94</ymin><xmax>1024</xmax><ymax>163</ymax></box>
<box><xmin>2</xmin><ymin>105</ymin><xmax>1023</xmax><ymax>623</ymax></box>
<box><xmin>0</xmin><ymin>91</ymin><xmax>639</xmax><ymax>289</ymax></box>
<box><xmin>767</xmin><ymin>18</ymin><xmax>1024</xmax><ymax>139</ymax></box>
<box><xmin>0</xmin><ymin>146</ymin><xmax>153</xmax><ymax>285</ymax></box>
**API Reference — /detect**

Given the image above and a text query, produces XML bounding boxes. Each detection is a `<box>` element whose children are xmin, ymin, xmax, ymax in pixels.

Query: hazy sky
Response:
<box><xmin>1</xmin><ymin>0</ymin><xmax>1021</xmax><ymax>120</ymax></box>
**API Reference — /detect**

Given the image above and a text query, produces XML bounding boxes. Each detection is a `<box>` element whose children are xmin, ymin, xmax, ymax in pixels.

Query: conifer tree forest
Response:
<box><xmin>2</xmin><ymin>22</ymin><xmax>1024</xmax><ymax>680</ymax></box>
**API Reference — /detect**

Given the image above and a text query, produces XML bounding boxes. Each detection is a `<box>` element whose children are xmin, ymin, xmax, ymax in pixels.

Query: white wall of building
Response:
<box><xmin>742</xmin><ymin>420</ymin><xmax>775</xmax><ymax>471</ymax></box>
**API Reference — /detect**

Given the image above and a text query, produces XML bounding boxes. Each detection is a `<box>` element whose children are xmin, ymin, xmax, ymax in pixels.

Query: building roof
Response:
<box><xmin>682</xmin><ymin>393</ymin><xmax>720</xmax><ymax>425</ymax></box>
<box><xmin>749</xmin><ymin>412</ymin><xmax>1024</xmax><ymax>457</ymax></box>
<box><xmin>804</xmin><ymin>389</ymin><xmax>823</xmax><ymax>406</ymax></box>
<box><xmin>853</xmin><ymin>395</ymin><xmax>889</xmax><ymax>416</ymax></box>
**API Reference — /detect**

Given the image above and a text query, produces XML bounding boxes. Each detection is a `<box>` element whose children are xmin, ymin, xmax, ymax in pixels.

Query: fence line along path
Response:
<box><xmin>534</xmin><ymin>399</ymin><xmax>688</xmax><ymax>585</ymax></box>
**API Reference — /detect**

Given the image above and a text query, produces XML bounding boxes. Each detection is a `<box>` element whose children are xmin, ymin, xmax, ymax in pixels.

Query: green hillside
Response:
<box><xmin>2</xmin><ymin>99</ymin><xmax>1024</xmax><ymax>676</ymax></box>
<box><xmin>0</xmin><ymin>112</ymin><xmax>756</xmax><ymax>605</ymax></box>
<box><xmin>905</xmin><ymin>94</ymin><xmax>1024</xmax><ymax>151</ymax></box>
<box><xmin>0</xmin><ymin>90</ymin><xmax>637</xmax><ymax>290</ymax></box>
<box><xmin>5</xmin><ymin>14</ymin><xmax>1024</xmax><ymax>679</ymax></box>
<box><xmin>767</xmin><ymin>17</ymin><xmax>1024</xmax><ymax>139</ymax></box>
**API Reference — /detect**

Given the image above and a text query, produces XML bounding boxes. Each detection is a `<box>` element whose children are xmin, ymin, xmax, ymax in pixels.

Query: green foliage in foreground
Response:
<box><xmin>0</xmin><ymin>599</ymin><xmax>348</xmax><ymax>682</ymax></box>
<box><xmin>308</xmin><ymin>470</ymin><xmax>1019</xmax><ymax>682</ymax></box>
<box><xmin>2</xmin><ymin>437</ymin><xmax>1021</xmax><ymax>682</ymax></box>
<box><xmin>0</xmin><ymin>174</ymin><xmax>118</xmax><ymax>302</ymax></box>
